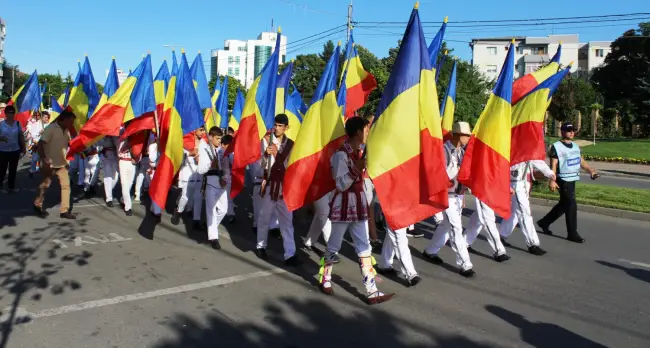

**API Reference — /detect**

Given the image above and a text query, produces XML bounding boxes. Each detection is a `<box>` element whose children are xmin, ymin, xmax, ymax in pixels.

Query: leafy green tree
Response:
<box><xmin>319</xmin><ymin>40</ymin><xmax>336</xmax><ymax>64</ymax></box>
<box><xmin>436</xmin><ymin>57</ymin><xmax>491</xmax><ymax>127</ymax></box>
<box><xmin>291</xmin><ymin>54</ymin><xmax>325</xmax><ymax>103</ymax></box>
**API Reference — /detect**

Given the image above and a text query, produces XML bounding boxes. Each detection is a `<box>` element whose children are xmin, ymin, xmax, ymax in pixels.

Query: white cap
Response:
<box><xmin>452</xmin><ymin>121</ymin><xmax>472</xmax><ymax>136</ymax></box>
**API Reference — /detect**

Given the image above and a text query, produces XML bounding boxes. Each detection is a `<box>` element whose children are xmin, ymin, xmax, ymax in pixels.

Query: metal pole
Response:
<box><xmin>11</xmin><ymin>66</ymin><xmax>15</xmax><ymax>95</ymax></box>
<box><xmin>347</xmin><ymin>1</ymin><xmax>353</xmax><ymax>42</ymax></box>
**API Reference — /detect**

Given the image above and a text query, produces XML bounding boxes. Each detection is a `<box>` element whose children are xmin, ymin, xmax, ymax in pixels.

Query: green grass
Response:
<box><xmin>531</xmin><ymin>182</ymin><xmax>650</xmax><ymax>213</ymax></box>
<box><xmin>580</xmin><ymin>138</ymin><xmax>650</xmax><ymax>161</ymax></box>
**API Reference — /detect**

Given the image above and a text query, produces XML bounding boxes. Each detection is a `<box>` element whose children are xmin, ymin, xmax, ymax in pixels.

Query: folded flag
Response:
<box><xmin>512</xmin><ymin>43</ymin><xmax>562</xmax><ymax>105</ymax></box>
<box><xmin>367</xmin><ymin>3</ymin><xmax>449</xmax><ymax>230</ymax></box>
<box><xmin>428</xmin><ymin>16</ymin><xmax>448</xmax><ymax>76</ymax></box>
<box><xmin>7</xmin><ymin>70</ymin><xmax>41</xmax><ymax>128</ymax></box>
<box><xmin>341</xmin><ymin>29</ymin><xmax>377</xmax><ymax>118</ymax></box>
<box><xmin>440</xmin><ymin>60</ymin><xmax>457</xmax><ymax>142</ymax></box>
<box><xmin>291</xmin><ymin>83</ymin><xmax>308</xmax><ymax>116</ymax></box>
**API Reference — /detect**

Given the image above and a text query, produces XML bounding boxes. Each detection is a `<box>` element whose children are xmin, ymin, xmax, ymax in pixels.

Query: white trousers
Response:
<box><xmin>252</xmin><ymin>185</ymin><xmax>279</xmax><ymax>229</ymax></box>
<box><xmin>499</xmin><ymin>187</ymin><xmax>541</xmax><ymax>247</ymax></box>
<box><xmin>465</xmin><ymin>197</ymin><xmax>507</xmax><ymax>256</ymax></box>
<box><xmin>177</xmin><ymin>180</ymin><xmax>203</xmax><ymax>221</ymax></box>
<box><xmin>149</xmin><ymin>170</ymin><xmax>162</xmax><ymax>215</ymax></box>
<box><xmin>205</xmin><ymin>185</ymin><xmax>228</xmax><ymax>240</ymax></box>
<box><xmin>380</xmin><ymin>227</ymin><xmax>418</xmax><ymax>279</ymax></box>
<box><xmin>118</xmin><ymin>160</ymin><xmax>136</xmax><ymax>211</ymax></box>
<box><xmin>84</xmin><ymin>155</ymin><xmax>100</xmax><ymax>190</ymax></box>
<box><xmin>256</xmin><ymin>194</ymin><xmax>296</xmax><ymax>260</ymax></box>
<box><xmin>304</xmin><ymin>192</ymin><xmax>332</xmax><ymax>247</ymax></box>
<box><xmin>327</xmin><ymin>221</ymin><xmax>372</xmax><ymax>257</ymax></box>
<box><xmin>425</xmin><ymin>194</ymin><xmax>473</xmax><ymax>271</ymax></box>
<box><xmin>135</xmin><ymin>159</ymin><xmax>149</xmax><ymax>201</ymax></box>
<box><xmin>102</xmin><ymin>156</ymin><xmax>119</xmax><ymax>202</ymax></box>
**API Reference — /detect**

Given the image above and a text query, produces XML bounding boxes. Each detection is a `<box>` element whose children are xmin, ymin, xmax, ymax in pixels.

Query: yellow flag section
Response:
<box><xmin>283</xmin><ymin>44</ymin><xmax>345</xmax><ymax>212</ymax></box>
<box><xmin>367</xmin><ymin>3</ymin><xmax>449</xmax><ymax>231</ymax></box>
<box><xmin>204</xmin><ymin>78</ymin><xmax>221</xmax><ymax>131</ymax></box>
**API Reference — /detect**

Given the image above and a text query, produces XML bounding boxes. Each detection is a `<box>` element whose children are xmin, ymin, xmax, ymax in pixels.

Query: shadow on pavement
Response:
<box><xmin>154</xmin><ymin>296</ymin><xmax>495</xmax><ymax>348</ymax></box>
<box><xmin>486</xmin><ymin>305</ymin><xmax>608</xmax><ymax>348</ymax></box>
<box><xmin>595</xmin><ymin>260</ymin><xmax>650</xmax><ymax>284</ymax></box>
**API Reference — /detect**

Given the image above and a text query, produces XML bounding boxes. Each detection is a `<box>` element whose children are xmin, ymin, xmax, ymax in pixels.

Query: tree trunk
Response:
<box><xmin>555</xmin><ymin>120</ymin><xmax>562</xmax><ymax>137</ymax></box>
<box><xmin>576</xmin><ymin>110</ymin><xmax>582</xmax><ymax>132</ymax></box>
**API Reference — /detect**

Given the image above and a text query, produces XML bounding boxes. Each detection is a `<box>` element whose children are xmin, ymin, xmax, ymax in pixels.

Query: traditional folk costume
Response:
<box><xmin>147</xmin><ymin>134</ymin><xmax>163</xmax><ymax>218</ymax></box>
<box><xmin>117</xmin><ymin>136</ymin><xmax>136</xmax><ymax>215</ymax></box>
<box><xmin>81</xmin><ymin>145</ymin><xmax>100</xmax><ymax>194</ymax></box>
<box><xmin>173</xmin><ymin>136</ymin><xmax>203</xmax><ymax>225</ymax></box>
<box><xmin>197</xmin><ymin>139</ymin><xmax>229</xmax><ymax>243</ymax></box>
<box><xmin>99</xmin><ymin>136</ymin><xmax>120</xmax><ymax>205</ymax></box>
<box><xmin>250</xmin><ymin>160</ymin><xmax>280</xmax><ymax>231</ymax></box>
<box><xmin>134</xmin><ymin>142</ymin><xmax>150</xmax><ymax>203</ymax></box>
<box><xmin>319</xmin><ymin>141</ymin><xmax>394</xmax><ymax>304</ymax></box>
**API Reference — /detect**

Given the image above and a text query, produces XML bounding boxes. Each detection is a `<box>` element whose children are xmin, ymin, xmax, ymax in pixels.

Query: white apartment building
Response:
<box><xmin>0</xmin><ymin>17</ymin><xmax>6</xmax><ymax>92</ymax></box>
<box><xmin>470</xmin><ymin>34</ymin><xmax>611</xmax><ymax>81</ymax></box>
<box><xmin>211</xmin><ymin>31</ymin><xmax>287</xmax><ymax>89</ymax></box>
<box><xmin>104</xmin><ymin>68</ymin><xmax>129</xmax><ymax>87</ymax></box>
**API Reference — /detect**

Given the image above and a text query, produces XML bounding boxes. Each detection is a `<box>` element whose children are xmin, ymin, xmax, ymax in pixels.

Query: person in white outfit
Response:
<box><xmin>222</xmin><ymin>135</ymin><xmax>236</xmax><ymax>224</ymax></box>
<box><xmin>26</xmin><ymin>112</ymin><xmax>46</xmax><ymax>177</ymax></box>
<box><xmin>117</xmin><ymin>133</ymin><xmax>136</xmax><ymax>216</ymax></box>
<box><xmin>499</xmin><ymin>160</ymin><xmax>555</xmax><ymax>255</ymax></box>
<box><xmin>465</xmin><ymin>197</ymin><xmax>511</xmax><ymax>262</ymax></box>
<box><xmin>81</xmin><ymin>145</ymin><xmax>100</xmax><ymax>197</ymax></box>
<box><xmin>99</xmin><ymin>136</ymin><xmax>119</xmax><ymax>207</ymax></box>
<box><xmin>255</xmin><ymin>114</ymin><xmax>298</xmax><ymax>266</ymax></box>
<box><xmin>197</xmin><ymin>127</ymin><xmax>228</xmax><ymax>250</ymax></box>
<box><xmin>423</xmin><ymin>121</ymin><xmax>475</xmax><ymax>278</ymax></box>
<box><xmin>134</xmin><ymin>132</ymin><xmax>152</xmax><ymax>203</ymax></box>
<box><xmin>318</xmin><ymin>116</ymin><xmax>394</xmax><ymax>305</ymax></box>
<box><xmin>303</xmin><ymin>190</ymin><xmax>333</xmax><ymax>251</ymax></box>
<box><xmin>250</xmin><ymin>160</ymin><xmax>280</xmax><ymax>232</ymax></box>
<box><xmin>172</xmin><ymin>127</ymin><xmax>205</xmax><ymax>230</ymax></box>
<box><xmin>147</xmin><ymin>133</ymin><xmax>163</xmax><ymax>222</ymax></box>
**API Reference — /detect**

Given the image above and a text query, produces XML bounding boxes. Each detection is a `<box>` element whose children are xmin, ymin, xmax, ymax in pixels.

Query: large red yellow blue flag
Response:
<box><xmin>150</xmin><ymin>50</ymin><xmax>205</xmax><ymax>208</ymax></box>
<box><xmin>367</xmin><ymin>4</ymin><xmax>449</xmax><ymax>230</ymax></box>
<box><xmin>205</xmin><ymin>77</ymin><xmax>221</xmax><ymax>131</ymax></box>
<box><xmin>284</xmin><ymin>43</ymin><xmax>345</xmax><ymax>211</ymax></box>
<box><xmin>290</xmin><ymin>83</ymin><xmax>308</xmax><ymax>115</ymax></box>
<box><xmin>341</xmin><ymin>30</ymin><xmax>377</xmax><ymax>118</ymax></box>
<box><xmin>458</xmin><ymin>39</ymin><xmax>516</xmax><ymax>219</ymax></box>
<box><xmin>216</xmin><ymin>75</ymin><xmax>229</xmax><ymax>129</ymax></box>
<box><xmin>154</xmin><ymin>60</ymin><xmax>170</xmax><ymax>120</ymax></box>
<box><xmin>228</xmin><ymin>28</ymin><xmax>282</xmax><ymax>198</ymax></box>
<box><xmin>8</xmin><ymin>70</ymin><xmax>41</xmax><ymax>128</ymax></box>
<box><xmin>428</xmin><ymin>16</ymin><xmax>448</xmax><ymax>76</ymax></box>
<box><xmin>94</xmin><ymin>57</ymin><xmax>120</xmax><ymax>116</ymax></box>
<box><xmin>512</xmin><ymin>43</ymin><xmax>561</xmax><ymax>105</ymax></box>
<box><xmin>440</xmin><ymin>60</ymin><xmax>457</xmax><ymax>142</ymax></box>
<box><xmin>510</xmin><ymin>66</ymin><xmax>571</xmax><ymax>165</ymax></box>
<box><xmin>229</xmin><ymin>89</ymin><xmax>245</xmax><ymax>131</ymax></box>
<box><xmin>50</xmin><ymin>96</ymin><xmax>64</xmax><ymax>121</ymax></box>
<box><xmin>67</xmin><ymin>56</ymin><xmax>100</xmax><ymax>134</ymax></box>
<box><xmin>68</xmin><ymin>55</ymin><xmax>155</xmax><ymax>157</ymax></box>
<box><xmin>190</xmin><ymin>52</ymin><xmax>212</xmax><ymax>111</ymax></box>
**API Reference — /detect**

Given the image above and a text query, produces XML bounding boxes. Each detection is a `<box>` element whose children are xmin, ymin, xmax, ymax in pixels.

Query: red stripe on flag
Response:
<box><xmin>67</xmin><ymin>103</ymin><xmax>126</xmax><ymax>158</ymax></box>
<box><xmin>344</xmin><ymin>74</ymin><xmax>377</xmax><ymax>118</ymax></box>
<box><xmin>183</xmin><ymin>133</ymin><xmax>195</xmax><ymax>151</ymax></box>
<box><xmin>512</xmin><ymin>75</ymin><xmax>539</xmax><ymax>105</ymax></box>
<box><xmin>442</xmin><ymin>129</ymin><xmax>452</xmax><ymax>142</ymax></box>
<box><xmin>373</xmin><ymin>130</ymin><xmax>448</xmax><ymax>230</ymax></box>
<box><xmin>458</xmin><ymin>136</ymin><xmax>511</xmax><ymax>218</ymax></box>
<box><xmin>228</xmin><ymin>114</ymin><xmax>262</xmax><ymax>199</ymax></box>
<box><xmin>121</xmin><ymin>113</ymin><xmax>155</xmax><ymax>140</ymax></box>
<box><xmin>283</xmin><ymin>136</ymin><xmax>345</xmax><ymax>211</ymax></box>
<box><xmin>149</xmin><ymin>152</ymin><xmax>175</xmax><ymax>209</ymax></box>
<box><xmin>510</xmin><ymin>121</ymin><xmax>546</xmax><ymax>165</ymax></box>
<box><xmin>15</xmin><ymin>111</ymin><xmax>31</xmax><ymax>129</ymax></box>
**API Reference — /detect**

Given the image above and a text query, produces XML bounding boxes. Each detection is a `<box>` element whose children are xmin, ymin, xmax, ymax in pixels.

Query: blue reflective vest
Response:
<box><xmin>553</xmin><ymin>141</ymin><xmax>581</xmax><ymax>182</ymax></box>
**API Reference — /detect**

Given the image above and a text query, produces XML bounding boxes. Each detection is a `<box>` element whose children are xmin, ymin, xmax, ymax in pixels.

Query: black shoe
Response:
<box><xmin>193</xmin><ymin>221</ymin><xmax>206</xmax><ymax>231</ymax></box>
<box><xmin>423</xmin><ymin>252</ymin><xmax>443</xmax><ymax>264</ymax></box>
<box><xmin>500</xmin><ymin>237</ymin><xmax>512</xmax><ymax>247</ymax></box>
<box><xmin>84</xmin><ymin>190</ymin><xmax>93</xmax><ymax>199</ymax></box>
<box><xmin>106</xmin><ymin>201</ymin><xmax>114</xmax><ymax>208</ymax></box>
<box><xmin>33</xmin><ymin>205</ymin><xmax>49</xmax><ymax>218</ymax></box>
<box><xmin>331</xmin><ymin>254</ymin><xmax>341</xmax><ymax>264</ymax></box>
<box><xmin>60</xmin><ymin>212</ymin><xmax>77</xmax><ymax>220</ymax></box>
<box><xmin>460</xmin><ymin>269</ymin><xmax>475</xmax><ymax>278</ymax></box>
<box><xmin>227</xmin><ymin>216</ymin><xmax>236</xmax><ymax>224</ymax></box>
<box><xmin>171</xmin><ymin>211</ymin><xmax>181</xmax><ymax>225</ymax></box>
<box><xmin>494</xmin><ymin>254</ymin><xmax>511</xmax><ymax>262</ymax></box>
<box><xmin>154</xmin><ymin>214</ymin><xmax>162</xmax><ymax>224</ymax></box>
<box><xmin>536</xmin><ymin>220</ymin><xmax>552</xmax><ymax>235</ymax></box>
<box><xmin>528</xmin><ymin>245</ymin><xmax>547</xmax><ymax>255</ymax></box>
<box><xmin>406</xmin><ymin>229</ymin><xmax>424</xmax><ymax>238</ymax></box>
<box><xmin>567</xmin><ymin>234</ymin><xmax>585</xmax><ymax>244</ymax></box>
<box><xmin>376</xmin><ymin>267</ymin><xmax>396</xmax><ymax>275</ymax></box>
<box><xmin>370</xmin><ymin>239</ymin><xmax>383</xmax><ymax>253</ymax></box>
<box><xmin>407</xmin><ymin>276</ymin><xmax>422</xmax><ymax>287</ymax></box>
<box><xmin>255</xmin><ymin>248</ymin><xmax>268</xmax><ymax>260</ymax></box>
<box><xmin>252</xmin><ymin>225</ymin><xmax>257</xmax><ymax>234</ymax></box>
<box><xmin>211</xmin><ymin>240</ymin><xmax>221</xmax><ymax>250</ymax></box>
<box><xmin>285</xmin><ymin>255</ymin><xmax>300</xmax><ymax>266</ymax></box>
<box><xmin>28</xmin><ymin>172</ymin><xmax>34</xmax><ymax>178</ymax></box>
<box><xmin>125</xmin><ymin>210</ymin><xmax>133</xmax><ymax>216</ymax></box>
<box><xmin>467</xmin><ymin>246</ymin><xmax>478</xmax><ymax>255</ymax></box>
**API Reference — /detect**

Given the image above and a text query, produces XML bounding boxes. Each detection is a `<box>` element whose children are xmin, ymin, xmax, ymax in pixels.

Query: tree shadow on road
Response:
<box><xmin>596</xmin><ymin>260</ymin><xmax>650</xmax><ymax>284</ymax></box>
<box><xmin>0</xmin><ymin>217</ymin><xmax>93</xmax><ymax>348</ymax></box>
<box><xmin>485</xmin><ymin>305</ymin><xmax>608</xmax><ymax>348</ymax></box>
<box><xmin>154</xmin><ymin>296</ymin><xmax>496</xmax><ymax>348</ymax></box>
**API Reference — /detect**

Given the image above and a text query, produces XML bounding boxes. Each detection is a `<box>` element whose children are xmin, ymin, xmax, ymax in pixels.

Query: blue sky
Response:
<box><xmin>3</xmin><ymin>0</ymin><xmax>649</xmax><ymax>81</ymax></box>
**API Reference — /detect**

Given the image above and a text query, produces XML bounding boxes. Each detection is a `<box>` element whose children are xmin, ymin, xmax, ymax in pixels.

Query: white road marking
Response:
<box><xmin>12</xmin><ymin>268</ymin><xmax>286</xmax><ymax>322</ymax></box>
<box><xmin>618</xmin><ymin>259</ymin><xmax>650</xmax><ymax>269</ymax></box>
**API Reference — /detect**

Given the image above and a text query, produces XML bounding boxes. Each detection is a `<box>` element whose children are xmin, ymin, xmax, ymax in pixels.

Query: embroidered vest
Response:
<box><xmin>329</xmin><ymin>143</ymin><xmax>368</xmax><ymax>222</ymax></box>
<box><xmin>264</xmin><ymin>134</ymin><xmax>294</xmax><ymax>201</ymax></box>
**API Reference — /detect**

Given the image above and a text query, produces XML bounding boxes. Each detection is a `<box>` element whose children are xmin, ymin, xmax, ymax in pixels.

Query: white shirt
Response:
<box><xmin>510</xmin><ymin>160</ymin><xmax>554</xmax><ymax>191</ymax></box>
<box><xmin>26</xmin><ymin>119</ymin><xmax>44</xmax><ymax>143</ymax></box>
<box><xmin>197</xmin><ymin>141</ymin><xmax>229</xmax><ymax>189</ymax></box>
<box><xmin>329</xmin><ymin>145</ymin><xmax>369</xmax><ymax>223</ymax></box>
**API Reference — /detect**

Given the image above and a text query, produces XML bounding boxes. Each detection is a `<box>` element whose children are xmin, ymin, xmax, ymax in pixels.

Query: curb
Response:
<box><xmin>597</xmin><ymin>170</ymin><xmax>650</xmax><ymax>181</ymax></box>
<box><xmin>529</xmin><ymin>197</ymin><xmax>650</xmax><ymax>222</ymax></box>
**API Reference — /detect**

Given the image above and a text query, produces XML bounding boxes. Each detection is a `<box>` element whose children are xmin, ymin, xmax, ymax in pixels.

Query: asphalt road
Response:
<box><xmin>579</xmin><ymin>173</ymin><xmax>650</xmax><ymax>190</ymax></box>
<box><xmin>0</xmin><ymin>162</ymin><xmax>649</xmax><ymax>348</ymax></box>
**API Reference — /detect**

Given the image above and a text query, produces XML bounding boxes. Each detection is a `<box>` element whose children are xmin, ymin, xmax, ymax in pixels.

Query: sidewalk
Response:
<box><xmin>589</xmin><ymin>161</ymin><xmax>650</xmax><ymax>179</ymax></box>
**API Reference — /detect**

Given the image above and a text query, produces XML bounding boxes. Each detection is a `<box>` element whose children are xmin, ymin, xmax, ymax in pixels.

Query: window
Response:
<box><xmin>228</xmin><ymin>56</ymin><xmax>233</xmax><ymax>64</ymax></box>
<box><xmin>525</xmin><ymin>63</ymin><xmax>542</xmax><ymax>74</ymax></box>
<box><xmin>238</xmin><ymin>47</ymin><xmax>246</xmax><ymax>52</ymax></box>
<box><xmin>235</xmin><ymin>56</ymin><xmax>240</xmax><ymax>64</ymax></box>
<box><xmin>486</xmin><ymin>65</ymin><xmax>497</xmax><ymax>74</ymax></box>
<box><xmin>595</xmin><ymin>49</ymin><xmax>604</xmax><ymax>57</ymax></box>
<box><xmin>254</xmin><ymin>45</ymin><xmax>272</xmax><ymax>77</ymax></box>
<box><xmin>517</xmin><ymin>46</ymin><xmax>525</xmax><ymax>55</ymax></box>
<box><xmin>228</xmin><ymin>67</ymin><xmax>233</xmax><ymax>75</ymax></box>
<box><xmin>532</xmin><ymin>46</ymin><xmax>545</xmax><ymax>55</ymax></box>
<box><xmin>487</xmin><ymin>47</ymin><xmax>497</xmax><ymax>55</ymax></box>
<box><xmin>235</xmin><ymin>68</ymin><xmax>240</xmax><ymax>76</ymax></box>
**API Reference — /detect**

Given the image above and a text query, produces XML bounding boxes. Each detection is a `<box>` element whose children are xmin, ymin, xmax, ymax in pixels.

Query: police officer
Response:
<box><xmin>537</xmin><ymin>123</ymin><xmax>598</xmax><ymax>243</ymax></box>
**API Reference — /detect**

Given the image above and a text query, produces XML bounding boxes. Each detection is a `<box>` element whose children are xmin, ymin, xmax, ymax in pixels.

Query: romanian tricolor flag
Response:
<box><xmin>39</xmin><ymin>82</ymin><xmax>47</xmax><ymax>112</ymax></box>
<box><xmin>428</xmin><ymin>16</ymin><xmax>448</xmax><ymax>76</ymax></box>
<box><xmin>215</xmin><ymin>75</ymin><xmax>229</xmax><ymax>129</ymax></box>
<box><xmin>68</xmin><ymin>55</ymin><xmax>155</xmax><ymax>158</ymax></box>
<box><xmin>50</xmin><ymin>88</ymin><xmax>70</xmax><ymax>123</ymax></box>
<box><xmin>150</xmin><ymin>50</ymin><xmax>204</xmax><ymax>208</ymax></box>
<box><xmin>284</xmin><ymin>88</ymin><xmax>303</xmax><ymax>141</ymax></box>
<box><xmin>8</xmin><ymin>70</ymin><xmax>41</xmax><ymax>128</ymax></box>
<box><xmin>435</xmin><ymin>49</ymin><xmax>448</xmax><ymax>82</ymax></box>
<box><xmin>284</xmin><ymin>43</ymin><xmax>345</xmax><ymax>211</ymax></box>
<box><xmin>458</xmin><ymin>39</ymin><xmax>516</xmax><ymax>219</ymax></box>
<box><xmin>229</xmin><ymin>89</ymin><xmax>244</xmax><ymax>131</ymax></box>
<box><xmin>510</xmin><ymin>66</ymin><xmax>571</xmax><ymax>165</ymax></box>
<box><xmin>204</xmin><ymin>77</ymin><xmax>221</xmax><ymax>131</ymax></box>
<box><xmin>190</xmin><ymin>52</ymin><xmax>213</xmax><ymax>111</ymax></box>
<box><xmin>67</xmin><ymin>56</ymin><xmax>100</xmax><ymax>134</ymax></box>
<box><xmin>440</xmin><ymin>60</ymin><xmax>457</xmax><ymax>142</ymax></box>
<box><xmin>95</xmin><ymin>57</ymin><xmax>120</xmax><ymax>116</ymax></box>
<box><xmin>512</xmin><ymin>43</ymin><xmax>562</xmax><ymax>105</ymax></box>
<box><xmin>154</xmin><ymin>60</ymin><xmax>170</xmax><ymax>121</ymax></box>
<box><xmin>171</xmin><ymin>50</ymin><xmax>179</xmax><ymax>76</ymax></box>
<box><xmin>291</xmin><ymin>83</ymin><xmax>308</xmax><ymax>116</ymax></box>
<box><xmin>367</xmin><ymin>3</ymin><xmax>449</xmax><ymax>231</ymax></box>
<box><xmin>228</xmin><ymin>28</ymin><xmax>282</xmax><ymax>198</ymax></box>
<box><xmin>341</xmin><ymin>30</ymin><xmax>377</xmax><ymax>118</ymax></box>
<box><xmin>50</xmin><ymin>96</ymin><xmax>63</xmax><ymax>121</ymax></box>
<box><xmin>275</xmin><ymin>61</ymin><xmax>293</xmax><ymax>116</ymax></box>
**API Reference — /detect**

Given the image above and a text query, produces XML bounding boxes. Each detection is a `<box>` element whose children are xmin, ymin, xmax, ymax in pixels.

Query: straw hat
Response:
<box><xmin>452</xmin><ymin>121</ymin><xmax>472</xmax><ymax>136</ymax></box>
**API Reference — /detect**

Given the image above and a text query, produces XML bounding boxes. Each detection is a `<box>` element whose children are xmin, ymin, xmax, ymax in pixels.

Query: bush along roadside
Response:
<box><xmin>582</xmin><ymin>155</ymin><xmax>650</xmax><ymax>165</ymax></box>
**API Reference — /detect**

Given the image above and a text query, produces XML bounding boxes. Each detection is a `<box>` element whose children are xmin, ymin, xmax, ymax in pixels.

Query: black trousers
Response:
<box><xmin>540</xmin><ymin>179</ymin><xmax>578</xmax><ymax>236</ymax></box>
<box><xmin>0</xmin><ymin>150</ymin><xmax>21</xmax><ymax>190</ymax></box>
